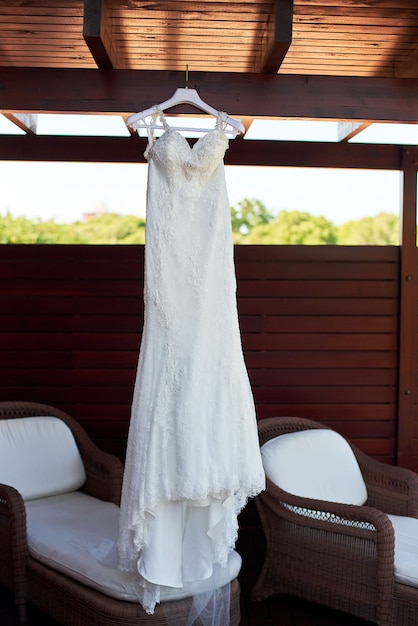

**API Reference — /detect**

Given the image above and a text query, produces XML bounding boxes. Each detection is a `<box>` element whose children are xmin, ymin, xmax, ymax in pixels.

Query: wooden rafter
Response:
<box><xmin>259</xmin><ymin>0</ymin><xmax>293</xmax><ymax>73</ymax></box>
<box><xmin>337</xmin><ymin>122</ymin><xmax>371</xmax><ymax>142</ymax></box>
<box><xmin>83</xmin><ymin>0</ymin><xmax>124</xmax><ymax>69</ymax></box>
<box><xmin>0</xmin><ymin>134</ymin><xmax>404</xmax><ymax>169</ymax></box>
<box><xmin>395</xmin><ymin>49</ymin><xmax>418</xmax><ymax>78</ymax></box>
<box><xmin>1</xmin><ymin>68</ymin><xmax>418</xmax><ymax>123</ymax></box>
<box><xmin>0</xmin><ymin>67</ymin><xmax>417</xmax><ymax>167</ymax></box>
<box><xmin>2</xmin><ymin>113</ymin><xmax>38</xmax><ymax>134</ymax></box>
<box><xmin>0</xmin><ymin>1</ymin><xmax>416</xmax><ymax>78</ymax></box>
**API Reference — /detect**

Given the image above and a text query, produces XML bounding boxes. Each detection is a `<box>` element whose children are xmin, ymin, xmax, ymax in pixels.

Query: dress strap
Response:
<box><xmin>144</xmin><ymin>108</ymin><xmax>170</xmax><ymax>158</ymax></box>
<box><xmin>215</xmin><ymin>111</ymin><xmax>229</xmax><ymax>132</ymax></box>
<box><xmin>146</xmin><ymin>109</ymin><xmax>167</xmax><ymax>146</ymax></box>
<box><xmin>215</xmin><ymin>111</ymin><xmax>237</xmax><ymax>136</ymax></box>
<box><xmin>157</xmin><ymin>108</ymin><xmax>170</xmax><ymax>131</ymax></box>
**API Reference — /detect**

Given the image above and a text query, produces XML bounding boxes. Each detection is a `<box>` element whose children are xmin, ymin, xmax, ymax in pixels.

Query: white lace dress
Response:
<box><xmin>118</xmin><ymin>112</ymin><xmax>265</xmax><ymax>613</ymax></box>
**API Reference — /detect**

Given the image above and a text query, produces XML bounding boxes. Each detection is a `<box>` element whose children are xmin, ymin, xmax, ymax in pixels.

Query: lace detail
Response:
<box><xmin>283</xmin><ymin>503</ymin><xmax>376</xmax><ymax>531</ymax></box>
<box><xmin>143</xmin><ymin>107</ymin><xmax>170</xmax><ymax>159</ymax></box>
<box><xmin>215</xmin><ymin>111</ymin><xmax>229</xmax><ymax>131</ymax></box>
<box><xmin>118</xmin><ymin>114</ymin><xmax>265</xmax><ymax>613</ymax></box>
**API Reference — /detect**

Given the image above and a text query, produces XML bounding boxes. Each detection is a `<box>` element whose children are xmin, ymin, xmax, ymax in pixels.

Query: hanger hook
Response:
<box><xmin>185</xmin><ymin>64</ymin><xmax>189</xmax><ymax>89</ymax></box>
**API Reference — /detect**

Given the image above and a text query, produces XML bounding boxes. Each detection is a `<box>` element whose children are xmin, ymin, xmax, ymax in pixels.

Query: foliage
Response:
<box><xmin>0</xmin><ymin>211</ymin><xmax>146</xmax><ymax>245</ymax></box>
<box><xmin>0</xmin><ymin>203</ymin><xmax>400</xmax><ymax>246</ymax></box>
<box><xmin>0</xmin><ymin>211</ymin><xmax>77</xmax><ymax>244</ymax></box>
<box><xmin>336</xmin><ymin>212</ymin><xmax>399</xmax><ymax>245</ymax></box>
<box><xmin>243</xmin><ymin>210</ymin><xmax>337</xmax><ymax>245</ymax></box>
<box><xmin>231</xmin><ymin>198</ymin><xmax>274</xmax><ymax>242</ymax></box>
<box><xmin>70</xmin><ymin>213</ymin><xmax>146</xmax><ymax>244</ymax></box>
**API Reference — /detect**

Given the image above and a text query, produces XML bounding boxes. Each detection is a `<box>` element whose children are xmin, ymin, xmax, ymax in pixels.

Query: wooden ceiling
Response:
<box><xmin>0</xmin><ymin>0</ymin><xmax>418</xmax><ymax>165</ymax></box>
<box><xmin>1</xmin><ymin>0</ymin><xmax>417</xmax><ymax>78</ymax></box>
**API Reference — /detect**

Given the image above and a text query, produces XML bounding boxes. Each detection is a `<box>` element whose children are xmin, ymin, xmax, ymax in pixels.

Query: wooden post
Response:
<box><xmin>397</xmin><ymin>148</ymin><xmax>418</xmax><ymax>470</ymax></box>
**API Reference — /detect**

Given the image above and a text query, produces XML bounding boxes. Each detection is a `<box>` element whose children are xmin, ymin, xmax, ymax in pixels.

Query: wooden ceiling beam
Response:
<box><xmin>258</xmin><ymin>0</ymin><xmax>293</xmax><ymax>73</ymax></box>
<box><xmin>0</xmin><ymin>134</ymin><xmax>404</xmax><ymax>170</ymax></box>
<box><xmin>83</xmin><ymin>0</ymin><xmax>124</xmax><ymax>69</ymax></box>
<box><xmin>0</xmin><ymin>68</ymin><xmax>418</xmax><ymax>123</ymax></box>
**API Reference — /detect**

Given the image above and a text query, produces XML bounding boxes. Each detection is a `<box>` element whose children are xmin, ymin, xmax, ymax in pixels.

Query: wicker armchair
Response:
<box><xmin>253</xmin><ymin>416</ymin><xmax>418</xmax><ymax>626</ymax></box>
<box><xmin>0</xmin><ymin>401</ymin><xmax>241</xmax><ymax>626</ymax></box>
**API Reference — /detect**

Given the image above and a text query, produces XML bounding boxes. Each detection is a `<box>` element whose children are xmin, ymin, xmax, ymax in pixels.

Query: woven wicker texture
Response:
<box><xmin>253</xmin><ymin>416</ymin><xmax>418</xmax><ymax>626</ymax></box>
<box><xmin>0</xmin><ymin>401</ymin><xmax>240</xmax><ymax>625</ymax></box>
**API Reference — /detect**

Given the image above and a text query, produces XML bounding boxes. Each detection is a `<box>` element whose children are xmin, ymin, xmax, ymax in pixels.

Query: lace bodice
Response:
<box><xmin>148</xmin><ymin>126</ymin><xmax>228</xmax><ymax>173</ymax></box>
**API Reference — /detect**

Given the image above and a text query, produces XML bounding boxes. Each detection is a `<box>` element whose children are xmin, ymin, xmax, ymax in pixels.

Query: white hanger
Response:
<box><xmin>126</xmin><ymin>87</ymin><xmax>245</xmax><ymax>137</ymax></box>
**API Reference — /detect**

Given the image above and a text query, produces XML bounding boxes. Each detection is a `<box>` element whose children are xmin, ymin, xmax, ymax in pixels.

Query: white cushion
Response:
<box><xmin>261</xmin><ymin>428</ymin><xmax>368</xmax><ymax>505</ymax></box>
<box><xmin>0</xmin><ymin>417</ymin><xmax>86</xmax><ymax>500</ymax></box>
<box><xmin>388</xmin><ymin>514</ymin><xmax>418</xmax><ymax>588</ymax></box>
<box><xmin>25</xmin><ymin>492</ymin><xmax>241</xmax><ymax>603</ymax></box>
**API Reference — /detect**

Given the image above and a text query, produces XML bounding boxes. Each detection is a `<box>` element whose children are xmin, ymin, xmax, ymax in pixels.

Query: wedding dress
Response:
<box><xmin>118</xmin><ymin>110</ymin><xmax>265</xmax><ymax>615</ymax></box>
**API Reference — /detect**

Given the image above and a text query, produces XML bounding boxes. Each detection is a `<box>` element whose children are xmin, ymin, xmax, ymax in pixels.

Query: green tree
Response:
<box><xmin>0</xmin><ymin>206</ymin><xmax>401</xmax><ymax>247</ymax></box>
<box><xmin>72</xmin><ymin>213</ymin><xmax>146</xmax><ymax>244</ymax></box>
<box><xmin>0</xmin><ymin>211</ymin><xmax>146</xmax><ymax>244</ymax></box>
<box><xmin>0</xmin><ymin>211</ymin><xmax>80</xmax><ymax>243</ymax></box>
<box><xmin>337</xmin><ymin>212</ymin><xmax>399</xmax><ymax>245</ymax></box>
<box><xmin>231</xmin><ymin>198</ymin><xmax>274</xmax><ymax>242</ymax></box>
<box><xmin>243</xmin><ymin>210</ymin><xmax>337</xmax><ymax>245</ymax></box>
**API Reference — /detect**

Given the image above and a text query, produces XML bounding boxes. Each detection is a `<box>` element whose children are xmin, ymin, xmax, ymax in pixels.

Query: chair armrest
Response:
<box><xmin>263</xmin><ymin>477</ymin><xmax>395</xmax><ymax>543</ymax></box>
<box><xmin>79</xmin><ymin>444</ymin><xmax>124</xmax><ymax>506</ymax></box>
<box><xmin>255</xmin><ymin>477</ymin><xmax>395</xmax><ymax>622</ymax></box>
<box><xmin>0</xmin><ymin>484</ymin><xmax>28</xmax><ymax>615</ymax></box>
<box><xmin>353</xmin><ymin>445</ymin><xmax>418</xmax><ymax>517</ymax></box>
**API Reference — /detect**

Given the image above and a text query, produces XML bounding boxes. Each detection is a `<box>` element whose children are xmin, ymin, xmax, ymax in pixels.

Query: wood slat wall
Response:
<box><xmin>236</xmin><ymin>245</ymin><xmax>399</xmax><ymax>463</ymax></box>
<box><xmin>0</xmin><ymin>244</ymin><xmax>400</xmax><ymax>463</ymax></box>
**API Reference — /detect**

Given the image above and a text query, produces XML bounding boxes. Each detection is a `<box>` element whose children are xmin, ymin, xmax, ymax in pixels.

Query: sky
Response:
<box><xmin>0</xmin><ymin>115</ymin><xmax>405</xmax><ymax>226</ymax></box>
<box><xmin>0</xmin><ymin>161</ymin><xmax>402</xmax><ymax>226</ymax></box>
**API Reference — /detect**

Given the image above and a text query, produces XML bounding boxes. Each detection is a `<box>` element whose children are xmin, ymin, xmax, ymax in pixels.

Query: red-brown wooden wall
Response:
<box><xmin>0</xmin><ymin>244</ymin><xmax>399</xmax><ymax>464</ymax></box>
